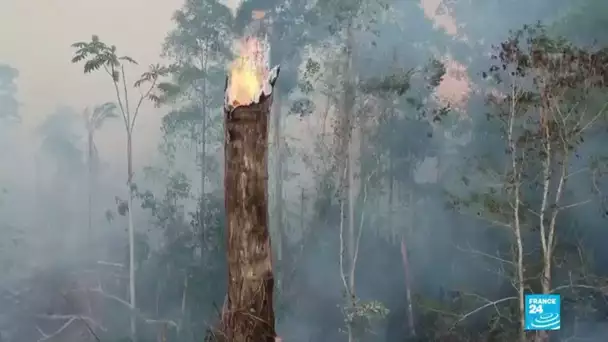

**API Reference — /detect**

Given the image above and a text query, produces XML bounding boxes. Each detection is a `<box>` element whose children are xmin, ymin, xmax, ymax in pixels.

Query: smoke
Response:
<box><xmin>1</xmin><ymin>0</ymin><xmax>607</xmax><ymax>340</ymax></box>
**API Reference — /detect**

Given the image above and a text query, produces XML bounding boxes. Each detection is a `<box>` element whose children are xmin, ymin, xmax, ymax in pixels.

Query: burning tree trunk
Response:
<box><xmin>218</xmin><ymin>36</ymin><xmax>280</xmax><ymax>342</ymax></box>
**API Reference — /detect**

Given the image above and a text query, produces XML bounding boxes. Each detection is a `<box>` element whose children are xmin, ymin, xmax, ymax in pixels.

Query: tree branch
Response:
<box><xmin>451</xmin><ymin>296</ymin><xmax>517</xmax><ymax>330</ymax></box>
<box><xmin>548</xmin><ymin>152</ymin><xmax>568</xmax><ymax>255</ymax></box>
<box><xmin>577</xmin><ymin>101</ymin><xmax>608</xmax><ymax>135</ymax></box>
<box><xmin>104</xmin><ymin>65</ymin><xmax>130</xmax><ymax>132</ymax></box>
<box><xmin>550</xmin><ymin>283</ymin><xmax>608</xmax><ymax>294</ymax></box>
<box><xmin>455</xmin><ymin>243</ymin><xmax>515</xmax><ymax>266</ymax></box>
<box><xmin>130</xmin><ymin>78</ymin><xmax>158</xmax><ymax>132</ymax></box>
<box><xmin>558</xmin><ymin>199</ymin><xmax>591</xmax><ymax>211</ymax></box>
<box><xmin>564</xmin><ymin>167</ymin><xmax>589</xmax><ymax>179</ymax></box>
<box><xmin>121</xmin><ymin>64</ymin><xmax>131</xmax><ymax>122</ymax></box>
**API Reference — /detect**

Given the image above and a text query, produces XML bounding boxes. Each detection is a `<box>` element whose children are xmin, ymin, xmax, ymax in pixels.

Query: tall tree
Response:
<box><xmin>308</xmin><ymin>0</ymin><xmax>392</xmax><ymax>339</ymax></box>
<box><xmin>360</xmin><ymin>52</ymin><xmax>447</xmax><ymax>339</ymax></box>
<box><xmin>162</xmin><ymin>0</ymin><xmax>233</xmax><ymax>259</ymax></box>
<box><xmin>451</xmin><ymin>24</ymin><xmax>608</xmax><ymax>341</ymax></box>
<box><xmin>83</xmin><ymin>102</ymin><xmax>118</xmax><ymax>243</ymax></box>
<box><xmin>70</xmin><ymin>35</ymin><xmax>170</xmax><ymax>341</ymax></box>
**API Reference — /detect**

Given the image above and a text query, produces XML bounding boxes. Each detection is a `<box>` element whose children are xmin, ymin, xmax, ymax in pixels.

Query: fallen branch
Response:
<box><xmin>35</xmin><ymin>314</ymin><xmax>106</xmax><ymax>331</ymax></box>
<box><xmin>76</xmin><ymin>286</ymin><xmax>179</xmax><ymax>329</ymax></box>
<box><xmin>36</xmin><ymin>318</ymin><xmax>76</xmax><ymax>342</ymax></box>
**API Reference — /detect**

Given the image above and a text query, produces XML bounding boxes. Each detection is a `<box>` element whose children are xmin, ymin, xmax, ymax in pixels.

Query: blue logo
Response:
<box><xmin>525</xmin><ymin>294</ymin><xmax>560</xmax><ymax>330</ymax></box>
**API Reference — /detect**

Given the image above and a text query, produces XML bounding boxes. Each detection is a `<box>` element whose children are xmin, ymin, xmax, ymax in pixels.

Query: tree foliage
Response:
<box><xmin>38</xmin><ymin>106</ymin><xmax>85</xmax><ymax>174</ymax></box>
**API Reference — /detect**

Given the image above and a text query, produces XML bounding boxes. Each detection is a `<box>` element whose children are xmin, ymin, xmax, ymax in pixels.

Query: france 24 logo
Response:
<box><xmin>525</xmin><ymin>294</ymin><xmax>560</xmax><ymax>331</ymax></box>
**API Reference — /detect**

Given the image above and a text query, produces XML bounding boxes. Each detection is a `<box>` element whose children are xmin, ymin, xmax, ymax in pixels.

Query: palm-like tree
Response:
<box><xmin>71</xmin><ymin>34</ymin><xmax>170</xmax><ymax>341</ymax></box>
<box><xmin>37</xmin><ymin>107</ymin><xmax>85</xmax><ymax>241</ymax></box>
<box><xmin>83</xmin><ymin>102</ymin><xmax>117</xmax><ymax>242</ymax></box>
<box><xmin>38</xmin><ymin>106</ymin><xmax>84</xmax><ymax>173</ymax></box>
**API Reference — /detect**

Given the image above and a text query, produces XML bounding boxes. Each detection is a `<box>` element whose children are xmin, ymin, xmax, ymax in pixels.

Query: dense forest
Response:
<box><xmin>1</xmin><ymin>0</ymin><xmax>608</xmax><ymax>341</ymax></box>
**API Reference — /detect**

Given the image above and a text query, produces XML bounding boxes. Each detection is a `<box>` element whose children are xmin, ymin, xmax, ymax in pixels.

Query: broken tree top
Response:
<box><xmin>224</xmin><ymin>36</ymin><xmax>279</xmax><ymax>111</ymax></box>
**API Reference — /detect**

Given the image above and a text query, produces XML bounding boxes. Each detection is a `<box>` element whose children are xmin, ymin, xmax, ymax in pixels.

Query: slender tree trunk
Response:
<box><xmin>345</xmin><ymin>20</ymin><xmax>357</xmax><ymax>342</ymax></box>
<box><xmin>538</xmin><ymin>91</ymin><xmax>552</xmax><ymax>296</ymax></box>
<box><xmin>221</xmin><ymin>92</ymin><xmax>277</xmax><ymax>341</ymax></box>
<box><xmin>535</xmin><ymin>93</ymin><xmax>552</xmax><ymax>342</ymax></box>
<box><xmin>200</xmin><ymin>52</ymin><xmax>208</xmax><ymax>253</ymax></box>
<box><xmin>386</xmin><ymin>47</ymin><xmax>397</xmax><ymax>237</ymax></box>
<box><xmin>300</xmin><ymin>188</ymin><xmax>305</xmax><ymax>232</ymax></box>
<box><xmin>87</xmin><ymin>131</ymin><xmax>94</xmax><ymax>248</ymax></box>
<box><xmin>331</xmin><ymin>18</ymin><xmax>358</xmax><ymax>342</ymax></box>
<box><xmin>387</xmin><ymin>147</ymin><xmax>394</xmax><ymax>232</ymax></box>
<box><xmin>346</xmin><ymin>136</ymin><xmax>356</xmax><ymax>342</ymax></box>
<box><xmin>347</xmin><ymin>133</ymin><xmax>355</xmax><ymax>291</ymax></box>
<box><xmin>387</xmin><ymin>97</ymin><xmax>395</xmax><ymax>234</ymax></box>
<box><xmin>513</xmin><ymin>176</ymin><xmax>525</xmax><ymax>342</ymax></box>
<box><xmin>127</xmin><ymin>131</ymin><xmax>137</xmax><ymax>341</ymax></box>
<box><xmin>508</xmin><ymin>85</ymin><xmax>526</xmax><ymax>342</ymax></box>
<box><xmin>200</xmin><ymin>106</ymin><xmax>207</xmax><ymax>246</ymax></box>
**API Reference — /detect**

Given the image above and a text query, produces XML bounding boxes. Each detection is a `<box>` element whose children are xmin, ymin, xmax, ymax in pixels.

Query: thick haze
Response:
<box><xmin>1</xmin><ymin>0</ymin><xmax>605</xmax><ymax>341</ymax></box>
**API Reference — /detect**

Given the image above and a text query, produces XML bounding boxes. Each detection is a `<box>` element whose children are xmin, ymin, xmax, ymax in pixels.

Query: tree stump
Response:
<box><xmin>217</xmin><ymin>64</ymin><xmax>280</xmax><ymax>342</ymax></box>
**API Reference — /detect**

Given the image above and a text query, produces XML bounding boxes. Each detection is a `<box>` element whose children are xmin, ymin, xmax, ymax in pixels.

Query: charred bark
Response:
<box><xmin>218</xmin><ymin>74</ymin><xmax>278</xmax><ymax>341</ymax></box>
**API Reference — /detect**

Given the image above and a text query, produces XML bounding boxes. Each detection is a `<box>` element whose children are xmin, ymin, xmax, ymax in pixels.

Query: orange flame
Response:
<box><xmin>227</xmin><ymin>37</ymin><xmax>269</xmax><ymax>107</ymax></box>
